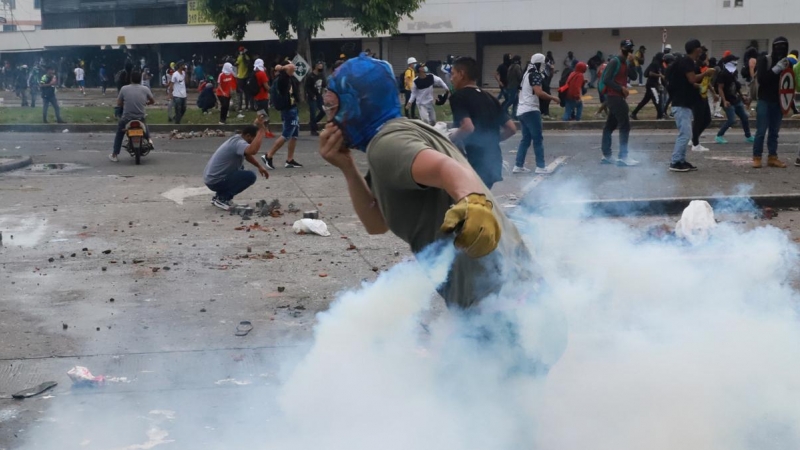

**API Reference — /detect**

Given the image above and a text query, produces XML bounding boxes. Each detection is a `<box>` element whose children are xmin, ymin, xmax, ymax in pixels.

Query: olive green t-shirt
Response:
<box><xmin>366</xmin><ymin>118</ymin><xmax>532</xmax><ymax>309</ymax></box>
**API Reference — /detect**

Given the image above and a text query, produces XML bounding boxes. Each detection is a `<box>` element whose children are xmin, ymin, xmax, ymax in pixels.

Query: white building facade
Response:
<box><xmin>0</xmin><ymin>0</ymin><xmax>42</xmax><ymax>33</ymax></box>
<box><xmin>1</xmin><ymin>0</ymin><xmax>798</xmax><ymax>86</ymax></box>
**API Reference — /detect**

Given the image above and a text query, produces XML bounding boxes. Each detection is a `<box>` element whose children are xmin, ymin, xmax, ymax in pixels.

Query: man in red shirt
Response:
<box><xmin>600</xmin><ymin>39</ymin><xmax>639</xmax><ymax>166</ymax></box>
<box><xmin>253</xmin><ymin>58</ymin><xmax>275</xmax><ymax>138</ymax></box>
<box><xmin>216</xmin><ymin>62</ymin><xmax>237</xmax><ymax>125</ymax></box>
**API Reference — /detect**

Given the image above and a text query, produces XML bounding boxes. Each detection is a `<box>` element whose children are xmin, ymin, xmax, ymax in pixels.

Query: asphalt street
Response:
<box><xmin>2</xmin><ymin>128</ymin><xmax>800</xmax><ymax>448</ymax></box>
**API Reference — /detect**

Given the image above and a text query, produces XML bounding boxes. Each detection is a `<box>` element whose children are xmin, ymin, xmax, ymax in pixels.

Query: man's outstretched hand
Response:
<box><xmin>441</xmin><ymin>193</ymin><xmax>501</xmax><ymax>258</ymax></box>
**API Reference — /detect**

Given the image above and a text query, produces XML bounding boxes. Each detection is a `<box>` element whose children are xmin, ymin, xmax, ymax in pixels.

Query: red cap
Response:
<box><xmin>723</xmin><ymin>50</ymin><xmax>731</xmax><ymax>58</ymax></box>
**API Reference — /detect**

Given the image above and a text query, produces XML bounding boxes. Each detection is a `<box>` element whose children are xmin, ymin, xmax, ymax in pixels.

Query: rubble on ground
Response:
<box><xmin>169</xmin><ymin>129</ymin><xmax>228</xmax><ymax>140</ymax></box>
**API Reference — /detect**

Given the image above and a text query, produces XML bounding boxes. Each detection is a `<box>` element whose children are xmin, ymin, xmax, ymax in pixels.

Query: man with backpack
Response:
<box><xmin>261</xmin><ymin>62</ymin><xmax>303</xmax><ymax>170</ymax></box>
<box><xmin>752</xmin><ymin>36</ymin><xmax>790</xmax><ymax>169</ymax></box>
<box><xmin>249</xmin><ymin>58</ymin><xmax>275</xmax><ymax>138</ymax></box>
<box><xmin>666</xmin><ymin>39</ymin><xmax>717</xmax><ymax>172</ymax></box>
<box><xmin>599</xmin><ymin>39</ymin><xmax>639</xmax><ymax>167</ymax></box>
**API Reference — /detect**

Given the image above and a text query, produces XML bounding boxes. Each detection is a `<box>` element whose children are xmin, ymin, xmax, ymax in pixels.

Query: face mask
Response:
<box><xmin>725</xmin><ymin>62</ymin><xmax>737</xmax><ymax>73</ymax></box>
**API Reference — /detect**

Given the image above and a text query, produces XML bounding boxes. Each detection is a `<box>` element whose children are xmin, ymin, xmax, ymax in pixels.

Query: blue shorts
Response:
<box><xmin>78</xmin><ymin>80</ymin><xmax>85</xmax><ymax>87</ymax></box>
<box><xmin>281</xmin><ymin>107</ymin><xmax>299</xmax><ymax>140</ymax></box>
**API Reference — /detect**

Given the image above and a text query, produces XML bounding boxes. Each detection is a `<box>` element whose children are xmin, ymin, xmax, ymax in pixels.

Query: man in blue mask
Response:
<box><xmin>317</xmin><ymin>53</ymin><xmax>531</xmax><ymax>310</ymax></box>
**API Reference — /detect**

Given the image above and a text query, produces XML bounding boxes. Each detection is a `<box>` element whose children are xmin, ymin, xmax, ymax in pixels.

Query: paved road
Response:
<box><xmin>2</xmin><ymin>129</ymin><xmax>800</xmax><ymax>448</ymax></box>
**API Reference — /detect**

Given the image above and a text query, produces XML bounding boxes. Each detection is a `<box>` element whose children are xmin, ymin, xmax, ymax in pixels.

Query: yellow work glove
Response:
<box><xmin>440</xmin><ymin>193</ymin><xmax>501</xmax><ymax>258</ymax></box>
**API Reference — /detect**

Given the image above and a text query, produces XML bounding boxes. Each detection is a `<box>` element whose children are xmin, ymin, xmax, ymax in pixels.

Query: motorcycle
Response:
<box><xmin>123</xmin><ymin>120</ymin><xmax>153</xmax><ymax>165</ymax></box>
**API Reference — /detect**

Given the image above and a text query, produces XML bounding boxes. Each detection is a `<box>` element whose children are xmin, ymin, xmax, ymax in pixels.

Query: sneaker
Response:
<box><xmin>261</xmin><ymin>154</ymin><xmax>274</xmax><ymax>170</ymax></box>
<box><xmin>285</xmin><ymin>159</ymin><xmax>303</xmax><ymax>168</ymax></box>
<box><xmin>630</xmin><ymin>113</ymin><xmax>639</xmax><ymax>120</ymax></box>
<box><xmin>683</xmin><ymin>161</ymin><xmax>698</xmax><ymax>171</ymax></box>
<box><xmin>714</xmin><ymin>136</ymin><xmax>728</xmax><ymax>144</ymax></box>
<box><xmin>534</xmin><ymin>167</ymin><xmax>550</xmax><ymax>174</ymax></box>
<box><xmin>219</xmin><ymin>121</ymin><xmax>226</xmax><ymax>125</ymax></box>
<box><xmin>714</xmin><ymin>113</ymin><xmax>724</xmax><ymax>118</ymax></box>
<box><xmin>669</xmin><ymin>161</ymin><xmax>690</xmax><ymax>172</ymax></box>
<box><xmin>600</xmin><ymin>156</ymin><xmax>615</xmax><ymax>165</ymax></box>
<box><xmin>212</xmin><ymin>197</ymin><xmax>232</xmax><ymax>211</ymax></box>
<box><xmin>617</xmin><ymin>157</ymin><xmax>640</xmax><ymax>167</ymax></box>
<box><xmin>691</xmin><ymin>144</ymin><xmax>710</xmax><ymax>152</ymax></box>
<box><xmin>266</xmin><ymin>131</ymin><xmax>275</xmax><ymax>138</ymax></box>
<box><xmin>745</xmin><ymin>136</ymin><xmax>755</xmax><ymax>143</ymax></box>
<box><xmin>237</xmin><ymin>114</ymin><xmax>245</xmax><ymax>119</ymax></box>
<box><xmin>108</xmin><ymin>154</ymin><xmax>118</xmax><ymax>162</ymax></box>
<box><xmin>512</xmin><ymin>165</ymin><xmax>531</xmax><ymax>173</ymax></box>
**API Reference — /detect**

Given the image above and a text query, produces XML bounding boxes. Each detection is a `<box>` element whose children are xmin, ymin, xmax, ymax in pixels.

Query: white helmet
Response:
<box><xmin>407</xmin><ymin>57</ymin><xmax>417</xmax><ymax>65</ymax></box>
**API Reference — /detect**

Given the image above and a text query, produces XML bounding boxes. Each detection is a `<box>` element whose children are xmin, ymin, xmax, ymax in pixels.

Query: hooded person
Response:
<box><xmin>215</xmin><ymin>62</ymin><xmax>237</xmax><ymax>124</ymax></box>
<box><xmin>587</xmin><ymin>51</ymin><xmax>604</xmax><ymax>88</ymax></box>
<box><xmin>250</xmin><ymin>58</ymin><xmax>275</xmax><ymax>138</ymax></box>
<box><xmin>714</xmin><ymin>54</ymin><xmax>753</xmax><ymax>145</ymax></box>
<box><xmin>752</xmin><ymin>36</ymin><xmax>790</xmax><ymax>168</ymax></box>
<box><xmin>559</xmin><ymin>61</ymin><xmax>587</xmax><ymax>121</ymax></box>
<box><xmin>318</xmin><ymin>53</ymin><xmax>533</xmax><ymax>311</ymax></box>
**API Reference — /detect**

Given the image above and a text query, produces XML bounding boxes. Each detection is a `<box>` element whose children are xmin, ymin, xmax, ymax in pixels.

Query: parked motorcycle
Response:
<box><xmin>124</xmin><ymin>120</ymin><xmax>152</xmax><ymax>165</ymax></box>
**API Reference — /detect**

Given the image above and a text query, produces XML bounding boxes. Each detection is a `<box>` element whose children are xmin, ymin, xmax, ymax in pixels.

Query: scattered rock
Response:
<box><xmin>109</xmin><ymin>298</ymin><xmax>115</xmax><ymax>302</ymax></box>
<box><xmin>82</xmin><ymin>247</ymin><xmax>88</xmax><ymax>251</ymax></box>
<box><xmin>277</xmin><ymin>286</ymin><xmax>285</xmax><ymax>293</ymax></box>
<box><xmin>193</xmin><ymin>222</ymin><xmax>199</xmax><ymax>226</ymax></box>
<box><xmin>246</xmin><ymin>246</ymin><xmax>252</xmax><ymax>253</ymax></box>
<box><xmin>48</xmin><ymin>257</ymin><xmax>54</xmax><ymax>262</ymax></box>
<box><xmin>133</xmin><ymin>259</ymin><xmax>144</xmax><ymax>264</ymax></box>
<box><xmin>102</xmin><ymin>249</ymin><xmax>112</xmax><ymax>254</ymax></box>
<box><xmin>347</xmin><ymin>244</ymin><xmax>357</xmax><ymax>251</ymax></box>
<box><xmin>319</xmin><ymin>273</ymin><xmax>328</xmax><ymax>278</ymax></box>
<box><xmin>152</xmin><ymin>267</ymin><xmax>160</xmax><ymax>273</ymax></box>
<box><xmin>372</xmin><ymin>266</ymin><xmax>379</xmax><ymax>272</ymax></box>
<box><xmin>101</xmin><ymin>267</ymin><xmax>107</xmax><ymax>272</ymax></box>
<box><xmin>70</xmin><ymin>253</ymin><xmax>76</xmax><ymax>257</ymax></box>
<box><xmin>763</xmin><ymin>207</ymin><xmax>778</xmax><ymax>220</ymax></box>
<box><xmin>200</xmin><ymin>308</ymin><xmax>207</xmax><ymax>313</ymax></box>
<box><xmin>62</xmin><ymin>323</ymin><xmax>68</xmax><ymax>330</ymax></box>
<box><xmin>162</xmin><ymin>266</ymin><xmax>170</xmax><ymax>271</ymax></box>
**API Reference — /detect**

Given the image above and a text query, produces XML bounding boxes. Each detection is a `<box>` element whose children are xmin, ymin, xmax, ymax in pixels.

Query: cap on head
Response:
<box><xmin>620</xmin><ymin>39</ymin><xmax>634</xmax><ymax>51</ymax></box>
<box><xmin>407</xmin><ymin>57</ymin><xmax>417</xmax><ymax>65</ymax></box>
<box><xmin>721</xmin><ymin>54</ymin><xmax>739</xmax><ymax>64</ymax></box>
<box><xmin>531</xmin><ymin>53</ymin><xmax>546</xmax><ymax>65</ymax></box>
<box><xmin>685</xmin><ymin>39</ymin><xmax>702</xmax><ymax>55</ymax></box>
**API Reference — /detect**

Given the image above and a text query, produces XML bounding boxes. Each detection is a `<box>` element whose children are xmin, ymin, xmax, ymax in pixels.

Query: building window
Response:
<box><xmin>34</xmin><ymin>0</ymin><xmax>40</xmax><ymax>9</ymax></box>
<box><xmin>3</xmin><ymin>0</ymin><xmax>16</xmax><ymax>9</ymax></box>
<box><xmin>3</xmin><ymin>24</ymin><xmax>17</xmax><ymax>31</ymax></box>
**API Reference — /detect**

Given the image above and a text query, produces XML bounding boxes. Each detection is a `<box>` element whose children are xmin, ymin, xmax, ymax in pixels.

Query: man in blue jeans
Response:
<box><xmin>752</xmin><ymin>36</ymin><xmax>790</xmax><ymax>169</ymax></box>
<box><xmin>513</xmin><ymin>53</ymin><xmax>561</xmax><ymax>174</ymax></box>
<box><xmin>109</xmin><ymin>71</ymin><xmax>155</xmax><ymax>162</ymax></box>
<box><xmin>204</xmin><ymin>118</ymin><xmax>270</xmax><ymax>210</ymax></box>
<box><xmin>714</xmin><ymin>54</ymin><xmax>754</xmax><ymax>145</ymax></box>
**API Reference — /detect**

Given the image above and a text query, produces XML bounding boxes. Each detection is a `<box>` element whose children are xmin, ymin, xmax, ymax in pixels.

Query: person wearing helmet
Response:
<box><xmin>318</xmin><ymin>53</ymin><xmax>531</xmax><ymax>310</ymax></box>
<box><xmin>512</xmin><ymin>53</ymin><xmax>560</xmax><ymax>174</ymax></box>
<box><xmin>403</xmin><ymin>57</ymin><xmax>418</xmax><ymax>119</ymax></box>
<box><xmin>599</xmin><ymin>39</ymin><xmax>640</xmax><ymax>167</ymax></box>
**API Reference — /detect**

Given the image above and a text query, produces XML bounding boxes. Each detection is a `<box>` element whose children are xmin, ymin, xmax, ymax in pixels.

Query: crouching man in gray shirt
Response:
<box><xmin>204</xmin><ymin>116</ymin><xmax>270</xmax><ymax>210</ymax></box>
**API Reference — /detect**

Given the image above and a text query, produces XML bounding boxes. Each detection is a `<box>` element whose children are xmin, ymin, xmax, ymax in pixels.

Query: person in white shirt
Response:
<box><xmin>405</xmin><ymin>63</ymin><xmax>449</xmax><ymax>125</ymax></box>
<box><xmin>167</xmin><ymin>61</ymin><xmax>188</xmax><ymax>124</ymax></box>
<box><xmin>74</xmin><ymin>65</ymin><xmax>85</xmax><ymax>95</ymax></box>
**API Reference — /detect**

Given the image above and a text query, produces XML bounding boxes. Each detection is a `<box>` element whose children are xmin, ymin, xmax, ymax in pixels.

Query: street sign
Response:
<box><xmin>779</xmin><ymin>67</ymin><xmax>795</xmax><ymax>115</ymax></box>
<box><xmin>291</xmin><ymin>54</ymin><xmax>309</xmax><ymax>81</ymax></box>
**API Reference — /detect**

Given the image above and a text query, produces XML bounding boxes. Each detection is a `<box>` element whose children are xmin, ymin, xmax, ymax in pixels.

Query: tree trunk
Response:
<box><xmin>296</xmin><ymin>26</ymin><xmax>313</xmax><ymax>100</ymax></box>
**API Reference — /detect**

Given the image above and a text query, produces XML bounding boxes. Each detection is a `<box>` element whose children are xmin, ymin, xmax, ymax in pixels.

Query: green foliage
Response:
<box><xmin>198</xmin><ymin>0</ymin><xmax>423</xmax><ymax>42</ymax></box>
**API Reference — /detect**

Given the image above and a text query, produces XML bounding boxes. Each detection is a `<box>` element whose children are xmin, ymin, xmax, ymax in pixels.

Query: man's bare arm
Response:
<box><xmin>411</xmin><ymin>149</ymin><xmax>485</xmax><ymax>201</ymax></box>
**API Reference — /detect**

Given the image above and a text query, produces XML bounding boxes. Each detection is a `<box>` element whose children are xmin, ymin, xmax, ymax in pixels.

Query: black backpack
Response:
<box><xmin>270</xmin><ymin>74</ymin><xmax>291</xmax><ymax>111</ymax></box>
<box><xmin>244</xmin><ymin>72</ymin><xmax>261</xmax><ymax>97</ymax></box>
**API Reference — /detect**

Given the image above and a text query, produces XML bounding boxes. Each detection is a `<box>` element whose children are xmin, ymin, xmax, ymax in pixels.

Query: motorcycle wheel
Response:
<box><xmin>134</xmin><ymin>143</ymin><xmax>141</xmax><ymax>165</ymax></box>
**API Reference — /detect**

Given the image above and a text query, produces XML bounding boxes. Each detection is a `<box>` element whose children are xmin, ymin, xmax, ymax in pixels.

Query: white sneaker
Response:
<box><xmin>108</xmin><ymin>154</ymin><xmax>118</xmax><ymax>162</ymax></box>
<box><xmin>512</xmin><ymin>166</ymin><xmax>531</xmax><ymax>173</ymax></box>
<box><xmin>616</xmin><ymin>157</ymin><xmax>640</xmax><ymax>166</ymax></box>
<box><xmin>534</xmin><ymin>167</ymin><xmax>550</xmax><ymax>174</ymax></box>
<box><xmin>691</xmin><ymin>144</ymin><xmax>710</xmax><ymax>152</ymax></box>
<box><xmin>236</xmin><ymin>114</ymin><xmax>245</xmax><ymax>119</ymax></box>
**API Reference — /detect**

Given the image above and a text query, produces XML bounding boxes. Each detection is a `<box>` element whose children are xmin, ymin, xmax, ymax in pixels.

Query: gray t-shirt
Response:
<box><xmin>203</xmin><ymin>135</ymin><xmax>249</xmax><ymax>185</ymax></box>
<box><xmin>366</xmin><ymin>118</ymin><xmax>533</xmax><ymax>309</ymax></box>
<box><xmin>118</xmin><ymin>84</ymin><xmax>154</xmax><ymax>121</ymax></box>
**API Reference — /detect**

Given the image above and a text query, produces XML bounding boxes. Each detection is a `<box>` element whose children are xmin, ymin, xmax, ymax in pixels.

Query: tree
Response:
<box><xmin>199</xmin><ymin>0</ymin><xmax>423</xmax><ymax>66</ymax></box>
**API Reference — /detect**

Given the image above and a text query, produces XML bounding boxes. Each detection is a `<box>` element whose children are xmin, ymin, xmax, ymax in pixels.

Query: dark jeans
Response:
<box><xmin>403</xmin><ymin>90</ymin><xmax>417</xmax><ymax>118</ymax></box>
<box><xmin>113</xmin><ymin>117</ymin><xmax>150</xmax><ymax>155</ymax></box>
<box><xmin>218</xmin><ymin>96</ymin><xmax>231</xmax><ymax>123</ymax></box>
<box><xmin>308</xmin><ymin>96</ymin><xmax>325</xmax><ymax>132</ymax></box>
<box><xmin>632</xmin><ymin>86</ymin><xmax>662</xmax><ymax>118</ymax></box>
<box><xmin>516</xmin><ymin>111</ymin><xmax>545</xmax><ymax>169</ymax></box>
<box><xmin>540</xmin><ymin>78</ymin><xmax>552</xmax><ymax>115</ymax></box>
<box><xmin>236</xmin><ymin>77</ymin><xmax>252</xmax><ymax>111</ymax></box>
<box><xmin>206</xmin><ymin>170</ymin><xmax>257</xmax><ymax>202</ymax></box>
<box><xmin>636</xmin><ymin>66</ymin><xmax>643</xmax><ymax>85</ymax></box>
<box><xmin>500</xmin><ymin>87</ymin><xmax>519</xmax><ymax>118</ymax></box>
<box><xmin>588</xmin><ymin>68</ymin><xmax>598</xmax><ymax>87</ymax></box>
<box><xmin>691</xmin><ymin>101</ymin><xmax>711</xmax><ymax>146</ymax></box>
<box><xmin>717</xmin><ymin>100</ymin><xmax>751</xmax><ymax>138</ymax></box>
<box><xmin>172</xmin><ymin>97</ymin><xmax>187</xmax><ymax>124</ymax></box>
<box><xmin>29</xmin><ymin>89</ymin><xmax>37</xmax><ymax>107</ymax></box>
<box><xmin>41</xmin><ymin>95</ymin><xmax>63</xmax><ymax>123</ymax></box>
<box><xmin>753</xmin><ymin>100</ymin><xmax>783</xmax><ymax>157</ymax></box>
<box><xmin>601</xmin><ymin>96</ymin><xmax>630</xmax><ymax>159</ymax></box>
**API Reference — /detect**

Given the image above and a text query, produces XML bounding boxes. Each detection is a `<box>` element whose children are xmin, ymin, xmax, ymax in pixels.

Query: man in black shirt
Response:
<box><xmin>305</xmin><ymin>61</ymin><xmax>325</xmax><ymax>136</ymax></box>
<box><xmin>262</xmin><ymin>63</ymin><xmax>303</xmax><ymax>169</ymax></box>
<box><xmin>449</xmin><ymin>57</ymin><xmax>517</xmax><ymax>189</ymax></box>
<box><xmin>631</xmin><ymin>52</ymin><xmax>664</xmax><ymax>120</ymax></box>
<box><xmin>715</xmin><ymin>54</ymin><xmax>753</xmax><ymax>145</ymax></box>
<box><xmin>495</xmin><ymin>53</ymin><xmax>510</xmax><ymax>102</ymax></box>
<box><xmin>667</xmin><ymin>39</ymin><xmax>716</xmax><ymax>172</ymax></box>
<box><xmin>752</xmin><ymin>36</ymin><xmax>790</xmax><ymax>168</ymax></box>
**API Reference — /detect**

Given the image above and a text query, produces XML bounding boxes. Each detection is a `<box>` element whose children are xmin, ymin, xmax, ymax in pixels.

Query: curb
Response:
<box><xmin>0</xmin><ymin>156</ymin><xmax>33</xmax><ymax>174</ymax></box>
<box><xmin>527</xmin><ymin>194</ymin><xmax>800</xmax><ymax>217</ymax></box>
<box><xmin>2</xmin><ymin>118</ymin><xmax>799</xmax><ymax>133</ymax></box>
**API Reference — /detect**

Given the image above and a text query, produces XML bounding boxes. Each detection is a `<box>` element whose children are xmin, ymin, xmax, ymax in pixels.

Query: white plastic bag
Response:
<box><xmin>675</xmin><ymin>200</ymin><xmax>717</xmax><ymax>244</ymax></box>
<box><xmin>292</xmin><ymin>219</ymin><xmax>331</xmax><ymax>237</ymax></box>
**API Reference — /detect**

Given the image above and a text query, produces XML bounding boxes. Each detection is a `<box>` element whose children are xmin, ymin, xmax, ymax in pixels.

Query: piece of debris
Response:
<box><xmin>235</xmin><ymin>321</ymin><xmax>253</xmax><ymax>336</ymax></box>
<box><xmin>762</xmin><ymin>207</ymin><xmax>778</xmax><ymax>220</ymax></box>
<box><xmin>62</xmin><ymin>323</ymin><xmax>68</xmax><ymax>330</ymax></box>
<box><xmin>303</xmin><ymin>210</ymin><xmax>319</xmax><ymax>219</ymax></box>
<box><xmin>287</xmin><ymin>203</ymin><xmax>300</xmax><ymax>213</ymax></box>
<box><xmin>255</xmin><ymin>199</ymin><xmax>282</xmax><ymax>217</ymax></box>
<box><xmin>214</xmin><ymin>378</ymin><xmax>251</xmax><ymax>386</ymax></box>
<box><xmin>152</xmin><ymin>267</ymin><xmax>160</xmax><ymax>273</ymax></box>
<box><xmin>293</xmin><ymin>219</ymin><xmax>331</xmax><ymax>236</ymax></box>
<box><xmin>67</xmin><ymin>366</ymin><xmax>105</xmax><ymax>386</ymax></box>
<box><xmin>48</xmin><ymin>257</ymin><xmax>54</xmax><ymax>262</ymax></box>
<box><xmin>277</xmin><ymin>286</ymin><xmax>285</xmax><ymax>293</ymax></box>
<box><xmin>102</xmin><ymin>249</ymin><xmax>112</xmax><ymax>254</ymax></box>
<box><xmin>319</xmin><ymin>273</ymin><xmax>328</xmax><ymax>278</ymax></box>
<box><xmin>675</xmin><ymin>200</ymin><xmax>717</xmax><ymax>245</ymax></box>
<box><xmin>12</xmin><ymin>381</ymin><xmax>58</xmax><ymax>399</ymax></box>
<box><xmin>246</xmin><ymin>246</ymin><xmax>252</xmax><ymax>253</ymax></box>
<box><xmin>133</xmin><ymin>259</ymin><xmax>144</xmax><ymax>264</ymax></box>
<box><xmin>200</xmin><ymin>308</ymin><xmax>207</xmax><ymax>313</ymax></box>
<box><xmin>347</xmin><ymin>244</ymin><xmax>357</xmax><ymax>251</ymax></box>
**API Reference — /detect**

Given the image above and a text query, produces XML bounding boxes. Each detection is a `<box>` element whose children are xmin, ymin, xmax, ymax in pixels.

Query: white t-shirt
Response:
<box><xmin>74</xmin><ymin>67</ymin><xmax>84</xmax><ymax>81</ymax></box>
<box><xmin>171</xmin><ymin>71</ymin><xmax>187</xmax><ymax>98</ymax></box>
<box><xmin>516</xmin><ymin>65</ymin><xmax>543</xmax><ymax>115</ymax></box>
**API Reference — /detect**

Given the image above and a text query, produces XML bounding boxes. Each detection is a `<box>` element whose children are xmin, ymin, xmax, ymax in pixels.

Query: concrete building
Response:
<box><xmin>0</xmin><ymin>0</ymin><xmax>41</xmax><ymax>33</ymax></box>
<box><xmin>1</xmin><ymin>0</ymin><xmax>799</xmax><ymax>87</ymax></box>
